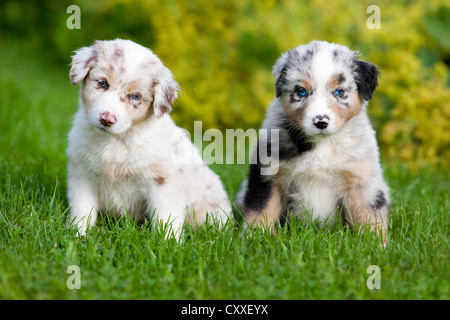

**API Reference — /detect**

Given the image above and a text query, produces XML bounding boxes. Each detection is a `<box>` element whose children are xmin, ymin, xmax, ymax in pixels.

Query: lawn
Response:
<box><xmin>0</xmin><ymin>37</ymin><xmax>448</xmax><ymax>300</ymax></box>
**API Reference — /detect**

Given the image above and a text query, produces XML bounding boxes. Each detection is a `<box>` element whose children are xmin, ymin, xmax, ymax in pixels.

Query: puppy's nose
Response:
<box><xmin>99</xmin><ymin>112</ymin><xmax>117</xmax><ymax>127</ymax></box>
<box><xmin>313</xmin><ymin>115</ymin><xmax>330</xmax><ymax>129</ymax></box>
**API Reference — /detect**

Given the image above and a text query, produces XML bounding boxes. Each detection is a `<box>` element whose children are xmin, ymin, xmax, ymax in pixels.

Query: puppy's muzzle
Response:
<box><xmin>313</xmin><ymin>115</ymin><xmax>330</xmax><ymax>129</ymax></box>
<box><xmin>99</xmin><ymin>112</ymin><xmax>117</xmax><ymax>127</ymax></box>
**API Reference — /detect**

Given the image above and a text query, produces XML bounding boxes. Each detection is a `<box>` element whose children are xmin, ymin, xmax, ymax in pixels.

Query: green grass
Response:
<box><xmin>0</xmin><ymin>37</ymin><xmax>449</xmax><ymax>300</ymax></box>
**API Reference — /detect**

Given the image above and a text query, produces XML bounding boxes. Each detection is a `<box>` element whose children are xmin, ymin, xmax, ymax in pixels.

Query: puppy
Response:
<box><xmin>238</xmin><ymin>41</ymin><xmax>390</xmax><ymax>244</ymax></box>
<box><xmin>67</xmin><ymin>39</ymin><xmax>231</xmax><ymax>239</ymax></box>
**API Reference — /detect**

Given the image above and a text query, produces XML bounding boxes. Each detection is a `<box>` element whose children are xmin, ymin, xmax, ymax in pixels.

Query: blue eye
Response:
<box><xmin>297</xmin><ymin>87</ymin><xmax>308</xmax><ymax>98</ymax></box>
<box><xmin>98</xmin><ymin>80</ymin><xmax>109</xmax><ymax>89</ymax></box>
<box><xmin>334</xmin><ymin>88</ymin><xmax>345</xmax><ymax>97</ymax></box>
<box><xmin>130</xmin><ymin>93</ymin><xmax>141</xmax><ymax>100</ymax></box>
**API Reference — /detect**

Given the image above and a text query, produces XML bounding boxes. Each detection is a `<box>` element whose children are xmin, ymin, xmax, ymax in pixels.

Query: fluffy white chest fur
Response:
<box><xmin>68</xmin><ymin>110</ymin><xmax>167</xmax><ymax>220</ymax></box>
<box><xmin>67</xmin><ymin>110</ymin><xmax>231</xmax><ymax>237</ymax></box>
<box><xmin>279</xmin><ymin>112</ymin><xmax>381</xmax><ymax>224</ymax></box>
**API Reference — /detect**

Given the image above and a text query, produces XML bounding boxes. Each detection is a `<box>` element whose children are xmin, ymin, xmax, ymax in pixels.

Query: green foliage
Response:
<box><xmin>1</xmin><ymin>0</ymin><xmax>449</xmax><ymax>169</ymax></box>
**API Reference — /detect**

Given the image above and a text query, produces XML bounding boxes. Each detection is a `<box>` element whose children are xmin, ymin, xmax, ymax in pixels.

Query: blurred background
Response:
<box><xmin>0</xmin><ymin>0</ymin><xmax>449</xmax><ymax>170</ymax></box>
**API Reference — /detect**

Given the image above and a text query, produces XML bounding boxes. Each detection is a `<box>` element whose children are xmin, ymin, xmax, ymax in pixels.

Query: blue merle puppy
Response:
<box><xmin>237</xmin><ymin>41</ymin><xmax>390</xmax><ymax>244</ymax></box>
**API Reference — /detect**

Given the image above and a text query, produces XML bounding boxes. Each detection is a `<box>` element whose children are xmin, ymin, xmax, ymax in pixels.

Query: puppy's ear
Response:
<box><xmin>69</xmin><ymin>43</ymin><xmax>99</xmax><ymax>85</ymax></box>
<box><xmin>273</xmin><ymin>50</ymin><xmax>294</xmax><ymax>98</ymax></box>
<box><xmin>354</xmin><ymin>60</ymin><xmax>379</xmax><ymax>101</ymax></box>
<box><xmin>273</xmin><ymin>49</ymin><xmax>302</xmax><ymax>98</ymax></box>
<box><xmin>152</xmin><ymin>68</ymin><xmax>180</xmax><ymax>117</ymax></box>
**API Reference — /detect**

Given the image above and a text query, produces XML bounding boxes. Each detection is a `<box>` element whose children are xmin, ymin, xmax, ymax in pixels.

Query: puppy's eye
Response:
<box><xmin>98</xmin><ymin>80</ymin><xmax>109</xmax><ymax>89</ymax></box>
<box><xmin>130</xmin><ymin>93</ymin><xmax>141</xmax><ymax>100</ymax></box>
<box><xmin>297</xmin><ymin>86</ymin><xmax>309</xmax><ymax>98</ymax></box>
<box><xmin>333</xmin><ymin>88</ymin><xmax>345</xmax><ymax>97</ymax></box>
